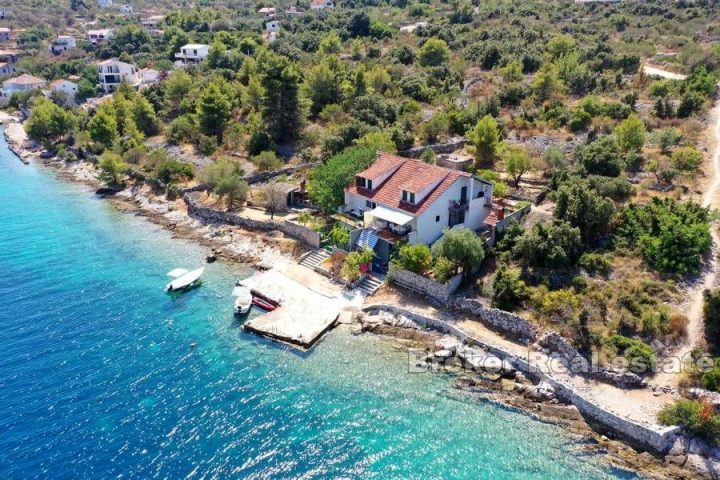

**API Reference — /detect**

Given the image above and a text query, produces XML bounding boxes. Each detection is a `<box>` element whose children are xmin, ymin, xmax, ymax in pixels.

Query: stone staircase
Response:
<box><xmin>299</xmin><ymin>249</ymin><xmax>330</xmax><ymax>270</ymax></box>
<box><xmin>356</xmin><ymin>272</ymin><xmax>386</xmax><ymax>296</ymax></box>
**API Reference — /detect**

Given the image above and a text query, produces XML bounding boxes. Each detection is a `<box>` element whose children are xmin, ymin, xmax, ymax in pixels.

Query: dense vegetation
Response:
<box><xmin>8</xmin><ymin>0</ymin><xmax>720</xmax><ymax>378</ymax></box>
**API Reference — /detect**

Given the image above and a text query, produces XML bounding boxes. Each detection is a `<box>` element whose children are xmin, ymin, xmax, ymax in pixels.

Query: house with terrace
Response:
<box><xmin>342</xmin><ymin>152</ymin><xmax>494</xmax><ymax>262</ymax></box>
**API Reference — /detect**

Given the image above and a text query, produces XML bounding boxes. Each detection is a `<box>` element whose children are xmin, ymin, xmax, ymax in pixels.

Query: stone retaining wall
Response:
<box><xmin>363</xmin><ymin>304</ymin><xmax>680</xmax><ymax>454</ymax></box>
<box><xmin>388</xmin><ymin>265</ymin><xmax>463</xmax><ymax>303</ymax></box>
<box><xmin>448</xmin><ymin>297</ymin><xmax>539</xmax><ymax>343</ymax></box>
<box><xmin>244</xmin><ymin>163</ymin><xmax>312</xmax><ymax>185</ymax></box>
<box><xmin>495</xmin><ymin>204</ymin><xmax>531</xmax><ymax>233</ymax></box>
<box><xmin>183</xmin><ymin>191</ymin><xmax>321</xmax><ymax>248</ymax></box>
<box><xmin>399</xmin><ymin>137</ymin><xmax>466</xmax><ymax>158</ymax></box>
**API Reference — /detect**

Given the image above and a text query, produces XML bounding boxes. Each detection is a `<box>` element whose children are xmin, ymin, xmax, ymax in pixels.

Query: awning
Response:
<box><xmin>367</xmin><ymin>205</ymin><xmax>414</xmax><ymax>226</ymax></box>
<box><xmin>356</xmin><ymin>229</ymin><xmax>379</xmax><ymax>249</ymax></box>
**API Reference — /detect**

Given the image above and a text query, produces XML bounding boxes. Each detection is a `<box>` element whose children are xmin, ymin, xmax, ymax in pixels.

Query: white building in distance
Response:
<box><xmin>175</xmin><ymin>44</ymin><xmax>209</xmax><ymax>64</ymax></box>
<box><xmin>97</xmin><ymin>59</ymin><xmax>141</xmax><ymax>93</ymax></box>
<box><xmin>50</xmin><ymin>35</ymin><xmax>77</xmax><ymax>55</ymax></box>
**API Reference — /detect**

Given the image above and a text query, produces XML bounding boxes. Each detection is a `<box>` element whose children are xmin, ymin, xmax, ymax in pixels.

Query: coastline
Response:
<box><xmin>2</xmin><ymin>122</ymin><xmax>715</xmax><ymax>479</ymax></box>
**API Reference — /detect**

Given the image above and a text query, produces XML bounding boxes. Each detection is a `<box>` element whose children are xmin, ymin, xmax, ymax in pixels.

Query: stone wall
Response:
<box><xmin>448</xmin><ymin>297</ymin><xmax>539</xmax><ymax>343</ymax></box>
<box><xmin>183</xmin><ymin>191</ymin><xmax>321</xmax><ymax>248</ymax></box>
<box><xmin>495</xmin><ymin>203</ymin><xmax>531</xmax><ymax>233</ymax></box>
<box><xmin>388</xmin><ymin>265</ymin><xmax>463</xmax><ymax>303</ymax></box>
<box><xmin>399</xmin><ymin>137</ymin><xmax>466</xmax><ymax>158</ymax></box>
<box><xmin>363</xmin><ymin>304</ymin><xmax>680</xmax><ymax>454</ymax></box>
<box><xmin>244</xmin><ymin>163</ymin><xmax>312</xmax><ymax>185</ymax></box>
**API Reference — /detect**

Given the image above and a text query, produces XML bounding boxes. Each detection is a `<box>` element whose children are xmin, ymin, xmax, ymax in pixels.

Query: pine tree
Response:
<box><xmin>196</xmin><ymin>81</ymin><xmax>231</xmax><ymax>140</ymax></box>
<box><xmin>260</xmin><ymin>53</ymin><xmax>304</xmax><ymax>143</ymax></box>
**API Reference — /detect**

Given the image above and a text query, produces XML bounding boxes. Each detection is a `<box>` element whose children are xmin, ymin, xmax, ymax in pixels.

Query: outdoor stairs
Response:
<box><xmin>356</xmin><ymin>272</ymin><xmax>386</xmax><ymax>297</ymax></box>
<box><xmin>299</xmin><ymin>249</ymin><xmax>330</xmax><ymax>270</ymax></box>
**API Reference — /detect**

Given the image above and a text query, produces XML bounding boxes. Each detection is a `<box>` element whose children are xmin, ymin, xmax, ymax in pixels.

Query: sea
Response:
<box><xmin>0</xmin><ymin>131</ymin><xmax>636</xmax><ymax>479</ymax></box>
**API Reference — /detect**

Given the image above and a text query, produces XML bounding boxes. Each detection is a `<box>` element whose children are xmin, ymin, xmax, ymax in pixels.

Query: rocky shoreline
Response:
<box><xmin>2</xmin><ymin>122</ymin><xmax>717</xmax><ymax>479</ymax></box>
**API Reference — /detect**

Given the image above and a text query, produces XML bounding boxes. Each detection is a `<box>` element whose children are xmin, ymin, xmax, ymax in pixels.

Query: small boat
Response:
<box><xmin>165</xmin><ymin>267</ymin><xmax>205</xmax><ymax>292</ymax></box>
<box><xmin>252</xmin><ymin>296</ymin><xmax>277</xmax><ymax>311</ymax></box>
<box><xmin>232</xmin><ymin>285</ymin><xmax>253</xmax><ymax>315</ymax></box>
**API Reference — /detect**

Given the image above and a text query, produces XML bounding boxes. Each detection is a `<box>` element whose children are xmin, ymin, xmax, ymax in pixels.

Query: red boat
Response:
<box><xmin>252</xmin><ymin>296</ymin><xmax>277</xmax><ymax>311</ymax></box>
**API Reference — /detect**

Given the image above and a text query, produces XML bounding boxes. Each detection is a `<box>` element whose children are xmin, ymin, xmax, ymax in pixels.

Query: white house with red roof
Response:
<box><xmin>343</xmin><ymin>152</ymin><xmax>494</xmax><ymax>252</ymax></box>
<box><xmin>1</xmin><ymin>74</ymin><xmax>46</xmax><ymax>98</ymax></box>
<box><xmin>49</xmin><ymin>79</ymin><xmax>78</xmax><ymax>103</ymax></box>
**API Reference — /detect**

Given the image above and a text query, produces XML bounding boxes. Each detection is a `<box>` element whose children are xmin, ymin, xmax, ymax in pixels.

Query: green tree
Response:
<box><xmin>502</xmin><ymin>145</ymin><xmax>532</xmax><ymax>187</ymax></box>
<box><xmin>305</xmin><ymin>58</ymin><xmax>343</xmax><ymax>116</ymax></box>
<box><xmin>431</xmin><ymin>227</ymin><xmax>485</xmax><ymax>279</ymax></box>
<box><xmin>307</xmin><ymin>147</ymin><xmax>376</xmax><ymax>211</ymax></box>
<box><xmin>97</xmin><ymin>152</ymin><xmax>127</xmax><ymax>187</ymax></box>
<box><xmin>492</xmin><ymin>266</ymin><xmax>529</xmax><ymax>311</ymax></box>
<box><xmin>704</xmin><ymin>289</ymin><xmax>720</xmax><ymax>354</ymax></box>
<box><xmin>196</xmin><ymin>81</ymin><xmax>231</xmax><ymax>140</ymax></box>
<box><xmin>354</xmin><ymin>131</ymin><xmax>397</xmax><ymax>153</ymax></box>
<box><xmin>575</xmin><ymin>136</ymin><xmax>623</xmax><ymax>177</ymax></box>
<box><xmin>200</xmin><ymin>156</ymin><xmax>245</xmax><ymax>189</ymax></box>
<box><xmin>88</xmin><ymin>108</ymin><xmax>119</xmax><ymax>149</ymax></box>
<box><xmin>532</xmin><ymin>63</ymin><xmax>563</xmax><ymax>102</ymax></box>
<box><xmin>418</xmin><ymin>38</ymin><xmax>450</xmax><ymax>67</ymax></box>
<box><xmin>614</xmin><ymin>114</ymin><xmax>646</xmax><ymax>153</ymax></box>
<box><xmin>132</xmin><ymin>96</ymin><xmax>160</xmax><ymax>136</ymax></box>
<box><xmin>260</xmin><ymin>53</ymin><xmax>304</xmax><ymax>142</ymax></box>
<box><xmin>467</xmin><ymin>115</ymin><xmax>500</xmax><ymax>166</ymax></box>
<box><xmin>24</xmin><ymin>98</ymin><xmax>77</xmax><ymax>148</ymax></box>
<box><xmin>514</xmin><ymin>221</ymin><xmax>582</xmax><ymax>269</ymax></box>
<box><xmin>396</xmin><ymin>244</ymin><xmax>432</xmax><ymax>273</ymax></box>
<box><xmin>554</xmin><ymin>182</ymin><xmax>615</xmax><ymax>244</ymax></box>
<box><xmin>215</xmin><ymin>175</ymin><xmax>249</xmax><ymax>210</ymax></box>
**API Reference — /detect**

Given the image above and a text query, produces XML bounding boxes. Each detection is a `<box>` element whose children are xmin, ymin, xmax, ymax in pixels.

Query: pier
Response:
<box><xmin>241</xmin><ymin>270</ymin><xmax>356</xmax><ymax>350</ymax></box>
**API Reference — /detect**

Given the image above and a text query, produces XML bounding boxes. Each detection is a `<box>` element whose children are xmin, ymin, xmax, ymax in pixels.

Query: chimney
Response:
<box><xmin>497</xmin><ymin>207</ymin><xmax>505</xmax><ymax>221</ymax></box>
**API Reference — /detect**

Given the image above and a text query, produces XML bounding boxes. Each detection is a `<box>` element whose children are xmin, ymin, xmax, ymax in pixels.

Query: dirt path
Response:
<box><xmin>653</xmin><ymin>99</ymin><xmax>720</xmax><ymax>387</ymax></box>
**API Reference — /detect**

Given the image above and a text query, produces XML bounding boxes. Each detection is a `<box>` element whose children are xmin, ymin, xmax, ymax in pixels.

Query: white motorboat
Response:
<box><xmin>165</xmin><ymin>267</ymin><xmax>205</xmax><ymax>292</ymax></box>
<box><xmin>232</xmin><ymin>285</ymin><xmax>253</xmax><ymax>315</ymax></box>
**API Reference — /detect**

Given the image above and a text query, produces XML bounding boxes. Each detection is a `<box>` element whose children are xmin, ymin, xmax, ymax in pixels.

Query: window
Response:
<box><xmin>435</xmin><ymin>215</ymin><xmax>440</xmax><ymax>222</ymax></box>
<box><xmin>402</xmin><ymin>191</ymin><xmax>416</xmax><ymax>204</ymax></box>
<box><xmin>358</xmin><ymin>177</ymin><xmax>373</xmax><ymax>190</ymax></box>
<box><xmin>366</xmin><ymin>200</ymin><xmax>376</xmax><ymax>209</ymax></box>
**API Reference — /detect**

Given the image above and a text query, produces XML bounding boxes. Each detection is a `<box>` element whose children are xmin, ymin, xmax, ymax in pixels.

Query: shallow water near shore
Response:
<box><xmin>0</xmin><ymin>133</ymin><xmax>636</xmax><ymax>479</ymax></box>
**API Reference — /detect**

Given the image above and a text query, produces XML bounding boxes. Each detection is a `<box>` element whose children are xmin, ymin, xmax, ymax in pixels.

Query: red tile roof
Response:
<box><xmin>348</xmin><ymin>152</ymin><xmax>470</xmax><ymax>216</ymax></box>
<box><xmin>3</xmin><ymin>74</ymin><xmax>45</xmax><ymax>86</ymax></box>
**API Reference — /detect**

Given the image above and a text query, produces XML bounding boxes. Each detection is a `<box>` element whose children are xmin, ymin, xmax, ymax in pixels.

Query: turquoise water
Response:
<box><xmin>0</xmin><ymin>134</ymin><xmax>635</xmax><ymax>479</ymax></box>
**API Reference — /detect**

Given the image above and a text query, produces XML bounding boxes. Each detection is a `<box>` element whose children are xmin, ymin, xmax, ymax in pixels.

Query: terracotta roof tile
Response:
<box><xmin>347</xmin><ymin>152</ymin><xmax>470</xmax><ymax>216</ymax></box>
<box><xmin>3</xmin><ymin>74</ymin><xmax>45</xmax><ymax>86</ymax></box>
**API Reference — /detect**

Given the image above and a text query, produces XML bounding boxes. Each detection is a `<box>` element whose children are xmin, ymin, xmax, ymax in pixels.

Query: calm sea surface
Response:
<box><xmin>0</xmin><ymin>133</ymin><xmax>635</xmax><ymax>479</ymax></box>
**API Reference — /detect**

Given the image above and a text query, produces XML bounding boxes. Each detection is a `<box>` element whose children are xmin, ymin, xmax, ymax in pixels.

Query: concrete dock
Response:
<box><xmin>241</xmin><ymin>270</ymin><xmax>357</xmax><ymax>349</ymax></box>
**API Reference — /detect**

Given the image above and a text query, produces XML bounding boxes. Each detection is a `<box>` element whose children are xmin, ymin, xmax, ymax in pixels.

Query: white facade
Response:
<box><xmin>50</xmin><ymin>36</ymin><xmax>77</xmax><ymax>55</ymax></box>
<box><xmin>311</xmin><ymin>0</ymin><xmax>335</xmax><ymax>10</ymax></box>
<box><xmin>265</xmin><ymin>21</ymin><xmax>280</xmax><ymax>33</ymax></box>
<box><xmin>1</xmin><ymin>74</ymin><xmax>46</xmax><ymax>98</ymax></box>
<box><xmin>119</xmin><ymin>4</ymin><xmax>133</xmax><ymax>13</ymax></box>
<box><xmin>343</xmin><ymin>155</ymin><xmax>494</xmax><ymax>247</ymax></box>
<box><xmin>174</xmin><ymin>44</ymin><xmax>209</xmax><ymax>63</ymax></box>
<box><xmin>87</xmin><ymin>29</ymin><xmax>114</xmax><ymax>44</ymax></box>
<box><xmin>0</xmin><ymin>10</ymin><xmax>9</xmax><ymax>20</ymax></box>
<box><xmin>98</xmin><ymin>0</ymin><xmax>114</xmax><ymax>8</ymax></box>
<box><xmin>50</xmin><ymin>79</ymin><xmax>78</xmax><ymax>103</ymax></box>
<box><xmin>0</xmin><ymin>28</ymin><xmax>11</xmax><ymax>42</ymax></box>
<box><xmin>97</xmin><ymin>59</ymin><xmax>141</xmax><ymax>93</ymax></box>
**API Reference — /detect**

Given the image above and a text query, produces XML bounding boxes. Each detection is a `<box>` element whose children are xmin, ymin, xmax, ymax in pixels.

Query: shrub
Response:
<box><xmin>341</xmin><ymin>248</ymin><xmax>374</xmax><ymax>282</ymax></box>
<box><xmin>396</xmin><ymin>244</ymin><xmax>432</xmax><ymax>274</ymax></box>
<box><xmin>328</xmin><ymin>224</ymin><xmax>350</xmax><ymax>248</ymax></box>
<box><xmin>613</xmin><ymin>198</ymin><xmax>711</xmax><ymax>275</ymax></box>
<box><xmin>575</xmin><ymin>136</ymin><xmax>623</xmax><ymax>177</ymax></box>
<box><xmin>432</xmin><ymin>256</ymin><xmax>456</xmax><ymax>283</ymax></box>
<box><xmin>251</xmin><ymin>150</ymin><xmax>284</xmax><ymax>172</ymax></box>
<box><xmin>166</xmin><ymin>116</ymin><xmax>197</xmax><ymax>145</ymax></box>
<box><xmin>578</xmin><ymin>253</ymin><xmax>611</xmax><ymax>276</ymax></box>
<box><xmin>247</xmin><ymin>130</ymin><xmax>272</xmax><ymax>156</ymax></box>
<box><xmin>606</xmin><ymin>335</ymin><xmax>656</xmax><ymax>373</ymax></box>
<box><xmin>671</xmin><ymin>146</ymin><xmax>703</xmax><ymax>173</ymax></box>
<box><xmin>702</xmin><ymin>367</ymin><xmax>720</xmax><ymax>392</ymax></box>
<box><xmin>198</xmin><ymin>134</ymin><xmax>217</xmax><ymax>155</ymax></box>
<box><xmin>492</xmin><ymin>266</ymin><xmax>529</xmax><ymax>311</ymax></box>
<box><xmin>513</xmin><ymin>221</ymin><xmax>582</xmax><ymax>269</ymax></box>
<box><xmin>659</xmin><ymin>399</ymin><xmax>720</xmax><ymax>445</ymax></box>
<box><xmin>704</xmin><ymin>289</ymin><xmax>720</xmax><ymax>354</ymax></box>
